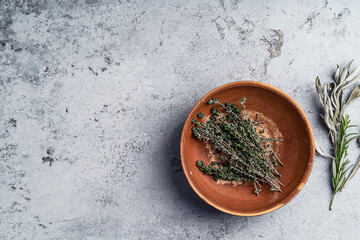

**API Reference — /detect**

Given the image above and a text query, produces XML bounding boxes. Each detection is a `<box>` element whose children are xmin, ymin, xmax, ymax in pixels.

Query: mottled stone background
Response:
<box><xmin>1</xmin><ymin>0</ymin><xmax>360</xmax><ymax>239</ymax></box>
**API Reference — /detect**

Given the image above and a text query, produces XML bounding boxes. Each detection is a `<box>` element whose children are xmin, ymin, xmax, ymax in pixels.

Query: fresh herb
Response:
<box><xmin>192</xmin><ymin>98</ymin><xmax>284</xmax><ymax>195</ymax></box>
<box><xmin>315</xmin><ymin>60</ymin><xmax>360</xmax><ymax>210</ymax></box>
<box><xmin>315</xmin><ymin>60</ymin><xmax>360</xmax><ymax>146</ymax></box>
<box><xmin>329</xmin><ymin>115</ymin><xmax>358</xmax><ymax>210</ymax></box>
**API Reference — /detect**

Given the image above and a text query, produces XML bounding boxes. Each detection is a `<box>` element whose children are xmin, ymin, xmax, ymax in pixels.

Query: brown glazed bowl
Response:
<box><xmin>180</xmin><ymin>81</ymin><xmax>315</xmax><ymax>216</ymax></box>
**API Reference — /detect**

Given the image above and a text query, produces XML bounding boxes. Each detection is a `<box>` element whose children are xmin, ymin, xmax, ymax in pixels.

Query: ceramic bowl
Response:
<box><xmin>180</xmin><ymin>81</ymin><xmax>315</xmax><ymax>216</ymax></box>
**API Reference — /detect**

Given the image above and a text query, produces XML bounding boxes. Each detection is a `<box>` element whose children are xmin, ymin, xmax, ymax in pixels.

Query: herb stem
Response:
<box><xmin>330</xmin><ymin>193</ymin><xmax>335</xmax><ymax>211</ymax></box>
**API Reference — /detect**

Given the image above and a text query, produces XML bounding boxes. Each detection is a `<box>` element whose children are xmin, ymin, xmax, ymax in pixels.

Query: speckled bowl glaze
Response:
<box><xmin>180</xmin><ymin>81</ymin><xmax>315</xmax><ymax>216</ymax></box>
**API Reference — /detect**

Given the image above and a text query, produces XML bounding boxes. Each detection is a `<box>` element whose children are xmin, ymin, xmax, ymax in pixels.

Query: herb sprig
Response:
<box><xmin>192</xmin><ymin>98</ymin><xmax>284</xmax><ymax>195</ymax></box>
<box><xmin>315</xmin><ymin>60</ymin><xmax>360</xmax><ymax>146</ymax></box>
<box><xmin>315</xmin><ymin>60</ymin><xmax>360</xmax><ymax>210</ymax></box>
<box><xmin>329</xmin><ymin>115</ymin><xmax>358</xmax><ymax>210</ymax></box>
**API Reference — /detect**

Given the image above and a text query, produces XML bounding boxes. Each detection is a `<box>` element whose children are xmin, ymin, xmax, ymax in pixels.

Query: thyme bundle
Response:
<box><xmin>191</xmin><ymin>98</ymin><xmax>284</xmax><ymax>195</ymax></box>
<box><xmin>315</xmin><ymin>60</ymin><xmax>360</xmax><ymax>210</ymax></box>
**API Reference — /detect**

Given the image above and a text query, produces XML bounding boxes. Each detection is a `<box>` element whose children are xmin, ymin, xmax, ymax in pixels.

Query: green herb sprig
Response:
<box><xmin>329</xmin><ymin>115</ymin><xmax>358</xmax><ymax>210</ymax></box>
<box><xmin>192</xmin><ymin>98</ymin><xmax>284</xmax><ymax>195</ymax></box>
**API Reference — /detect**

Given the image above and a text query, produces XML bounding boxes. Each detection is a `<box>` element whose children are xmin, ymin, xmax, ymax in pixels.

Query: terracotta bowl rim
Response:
<box><xmin>180</xmin><ymin>81</ymin><xmax>315</xmax><ymax>216</ymax></box>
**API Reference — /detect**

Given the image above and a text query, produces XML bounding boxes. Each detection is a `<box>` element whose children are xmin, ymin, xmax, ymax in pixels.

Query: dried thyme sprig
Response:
<box><xmin>315</xmin><ymin>60</ymin><xmax>360</xmax><ymax>210</ymax></box>
<box><xmin>329</xmin><ymin>115</ymin><xmax>358</xmax><ymax>210</ymax></box>
<box><xmin>192</xmin><ymin>98</ymin><xmax>284</xmax><ymax>195</ymax></box>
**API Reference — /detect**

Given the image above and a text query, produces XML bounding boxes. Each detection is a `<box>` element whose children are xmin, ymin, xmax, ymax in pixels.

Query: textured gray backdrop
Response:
<box><xmin>1</xmin><ymin>0</ymin><xmax>360</xmax><ymax>239</ymax></box>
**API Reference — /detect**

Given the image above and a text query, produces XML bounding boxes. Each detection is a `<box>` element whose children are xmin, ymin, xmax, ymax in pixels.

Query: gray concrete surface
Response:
<box><xmin>1</xmin><ymin>0</ymin><xmax>360</xmax><ymax>239</ymax></box>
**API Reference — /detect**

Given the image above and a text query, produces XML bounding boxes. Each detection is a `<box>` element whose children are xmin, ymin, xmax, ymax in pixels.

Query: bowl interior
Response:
<box><xmin>180</xmin><ymin>82</ymin><xmax>314</xmax><ymax>216</ymax></box>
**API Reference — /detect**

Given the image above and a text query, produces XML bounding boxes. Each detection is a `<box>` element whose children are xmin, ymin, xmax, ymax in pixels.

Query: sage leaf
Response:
<box><xmin>315</xmin><ymin>77</ymin><xmax>322</xmax><ymax>94</ymax></box>
<box><xmin>346</xmin><ymin>85</ymin><xmax>360</xmax><ymax>106</ymax></box>
<box><xmin>334</xmin><ymin>65</ymin><xmax>340</xmax><ymax>83</ymax></box>
<box><xmin>345</xmin><ymin>63</ymin><xmax>360</xmax><ymax>83</ymax></box>
<box><xmin>315</xmin><ymin>141</ymin><xmax>334</xmax><ymax>159</ymax></box>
